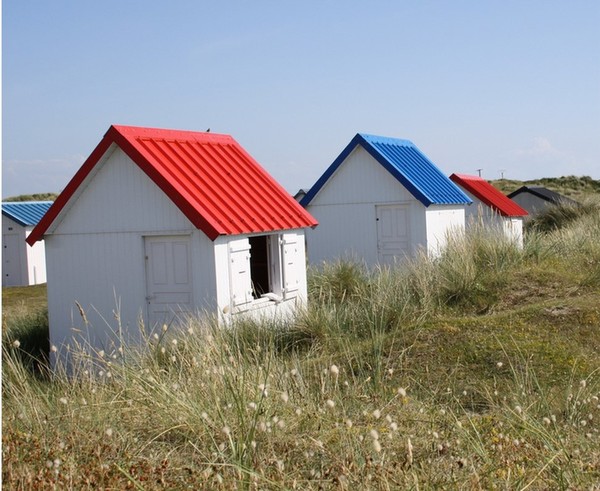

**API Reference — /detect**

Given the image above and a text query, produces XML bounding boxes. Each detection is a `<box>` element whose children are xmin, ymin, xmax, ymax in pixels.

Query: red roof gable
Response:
<box><xmin>449</xmin><ymin>174</ymin><xmax>528</xmax><ymax>217</ymax></box>
<box><xmin>27</xmin><ymin>125</ymin><xmax>317</xmax><ymax>244</ymax></box>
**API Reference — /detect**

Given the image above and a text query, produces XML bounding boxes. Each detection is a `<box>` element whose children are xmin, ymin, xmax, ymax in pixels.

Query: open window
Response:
<box><xmin>249</xmin><ymin>235</ymin><xmax>277</xmax><ymax>299</ymax></box>
<box><xmin>229</xmin><ymin>233</ymin><xmax>301</xmax><ymax>311</ymax></box>
<box><xmin>249</xmin><ymin>235</ymin><xmax>278</xmax><ymax>299</ymax></box>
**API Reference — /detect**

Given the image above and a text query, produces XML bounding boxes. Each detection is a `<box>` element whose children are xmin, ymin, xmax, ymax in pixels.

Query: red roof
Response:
<box><xmin>449</xmin><ymin>174</ymin><xmax>528</xmax><ymax>217</ymax></box>
<box><xmin>27</xmin><ymin>125</ymin><xmax>317</xmax><ymax>244</ymax></box>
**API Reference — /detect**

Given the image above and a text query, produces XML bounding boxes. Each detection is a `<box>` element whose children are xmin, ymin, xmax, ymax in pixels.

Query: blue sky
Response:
<box><xmin>3</xmin><ymin>1</ymin><xmax>599</xmax><ymax>198</ymax></box>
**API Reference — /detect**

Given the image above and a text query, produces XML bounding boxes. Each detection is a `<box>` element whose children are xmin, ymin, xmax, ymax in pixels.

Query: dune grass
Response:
<box><xmin>3</xmin><ymin>203</ymin><xmax>600</xmax><ymax>489</ymax></box>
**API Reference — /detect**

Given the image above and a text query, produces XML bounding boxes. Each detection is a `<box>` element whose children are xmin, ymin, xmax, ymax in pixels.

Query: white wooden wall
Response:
<box><xmin>2</xmin><ymin>216</ymin><xmax>47</xmax><ymax>286</ymax></box>
<box><xmin>463</xmin><ymin>196</ymin><xmax>524</xmax><ymax>247</ymax></box>
<box><xmin>45</xmin><ymin>148</ymin><xmax>218</xmax><ymax>364</ymax></box>
<box><xmin>25</xmin><ymin>229</ymin><xmax>47</xmax><ymax>285</ymax></box>
<box><xmin>425</xmin><ymin>205</ymin><xmax>466</xmax><ymax>257</ymax></box>
<box><xmin>504</xmin><ymin>218</ymin><xmax>524</xmax><ymax>248</ymax></box>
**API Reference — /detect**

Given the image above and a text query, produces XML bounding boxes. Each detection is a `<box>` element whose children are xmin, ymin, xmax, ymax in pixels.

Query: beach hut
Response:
<box><xmin>507</xmin><ymin>186</ymin><xmax>578</xmax><ymax>216</ymax></box>
<box><xmin>449</xmin><ymin>174</ymin><xmax>528</xmax><ymax>246</ymax></box>
<box><xmin>300</xmin><ymin>133</ymin><xmax>471</xmax><ymax>266</ymax></box>
<box><xmin>2</xmin><ymin>201</ymin><xmax>52</xmax><ymax>287</ymax></box>
<box><xmin>27</xmin><ymin>125</ymin><xmax>317</xmax><ymax>365</ymax></box>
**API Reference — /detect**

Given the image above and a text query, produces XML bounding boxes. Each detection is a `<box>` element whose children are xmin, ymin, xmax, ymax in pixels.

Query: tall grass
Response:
<box><xmin>3</xmin><ymin>206</ymin><xmax>600</xmax><ymax>489</ymax></box>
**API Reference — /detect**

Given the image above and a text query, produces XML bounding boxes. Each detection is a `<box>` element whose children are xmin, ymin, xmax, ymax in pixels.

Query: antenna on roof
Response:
<box><xmin>476</xmin><ymin>168</ymin><xmax>483</xmax><ymax>177</ymax></box>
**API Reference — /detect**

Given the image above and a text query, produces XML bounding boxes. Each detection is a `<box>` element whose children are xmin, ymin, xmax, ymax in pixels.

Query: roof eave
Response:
<box><xmin>2</xmin><ymin>212</ymin><xmax>28</xmax><ymax>227</ymax></box>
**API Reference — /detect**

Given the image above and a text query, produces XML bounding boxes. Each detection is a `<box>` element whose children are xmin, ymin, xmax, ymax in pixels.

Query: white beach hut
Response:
<box><xmin>449</xmin><ymin>174</ymin><xmax>528</xmax><ymax>247</ymax></box>
<box><xmin>300</xmin><ymin>133</ymin><xmax>471</xmax><ymax>266</ymax></box>
<box><xmin>27</xmin><ymin>125</ymin><xmax>317</xmax><ymax>366</ymax></box>
<box><xmin>2</xmin><ymin>201</ymin><xmax>52</xmax><ymax>287</ymax></box>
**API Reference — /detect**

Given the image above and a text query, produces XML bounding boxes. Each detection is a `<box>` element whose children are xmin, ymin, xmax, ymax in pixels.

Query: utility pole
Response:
<box><xmin>476</xmin><ymin>168</ymin><xmax>483</xmax><ymax>177</ymax></box>
<box><xmin>500</xmin><ymin>169</ymin><xmax>506</xmax><ymax>180</ymax></box>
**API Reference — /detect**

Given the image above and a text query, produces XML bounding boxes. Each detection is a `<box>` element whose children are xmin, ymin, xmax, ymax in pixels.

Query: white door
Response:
<box><xmin>3</xmin><ymin>234</ymin><xmax>23</xmax><ymax>287</ymax></box>
<box><xmin>145</xmin><ymin>236</ymin><xmax>193</xmax><ymax>330</ymax></box>
<box><xmin>376</xmin><ymin>205</ymin><xmax>411</xmax><ymax>265</ymax></box>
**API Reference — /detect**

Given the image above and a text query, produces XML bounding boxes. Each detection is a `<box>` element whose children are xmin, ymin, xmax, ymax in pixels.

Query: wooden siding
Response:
<box><xmin>53</xmin><ymin>147</ymin><xmax>192</xmax><ymax>235</ymax></box>
<box><xmin>24</xmin><ymin>229</ymin><xmax>47</xmax><ymax>285</ymax></box>
<box><xmin>2</xmin><ymin>216</ymin><xmax>46</xmax><ymax>286</ymax></box>
<box><xmin>45</xmin><ymin>147</ymin><xmax>220</xmax><ymax>361</ymax></box>
<box><xmin>463</xmin><ymin>194</ymin><xmax>524</xmax><ymax>247</ymax></box>
<box><xmin>309</xmin><ymin>147</ymin><xmax>414</xmax><ymax>206</ymax></box>
<box><xmin>305</xmin><ymin>146</ymin><xmax>424</xmax><ymax>265</ymax></box>
<box><xmin>425</xmin><ymin>205</ymin><xmax>466</xmax><ymax>256</ymax></box>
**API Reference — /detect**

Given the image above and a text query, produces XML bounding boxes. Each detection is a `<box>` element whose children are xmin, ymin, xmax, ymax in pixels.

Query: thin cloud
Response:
<box><xmin>2</xmin><ymin>155</ymin><xmax>85</xmax><ymax>198</ymax></box>
<box><xmin>511</xmin><ymin>137</ymin><xmax>581</xmax><ymax>180</ymax></box>
<box><xmin>516</xmin><ymin>137</ymin><xmax>562</xmax><ymax>158</ymax></box>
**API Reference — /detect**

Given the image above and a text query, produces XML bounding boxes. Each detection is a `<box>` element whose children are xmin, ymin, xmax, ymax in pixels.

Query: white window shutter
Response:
<box><xmin>282</xmin><ymin>234</ymin><xmax>300</xmax><ymax>299</ymax></box>
<box><xmin>229</xmin><ymin>240</ymin><xmax>252</xmax><ymax>308</ymax></box>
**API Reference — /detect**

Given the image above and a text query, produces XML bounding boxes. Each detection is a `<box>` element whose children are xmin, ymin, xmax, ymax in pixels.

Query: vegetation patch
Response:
<box><xmin>3</xmin><ymin>193</ymin><xmax>600</xmax><ymax>489</ymax></box>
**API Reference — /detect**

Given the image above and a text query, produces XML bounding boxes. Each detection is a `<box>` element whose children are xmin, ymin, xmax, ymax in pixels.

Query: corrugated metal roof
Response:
<box><xmin>2</xmin><ymin>201</ymin><xmax>53</xmax><ymax>227</ymax></box>
<box><xmin>507</xmin><ymin>186</ymin><xmax>579</xmax><ymax>206</ymax></box>
<box><xmin>301</xmin><ymin>133</ymin><xmax>471</xmax><ymax>207</ymax></box>
<box><xmin>450</xmin><ymin>174</ymin><xmax>528</xmax><ymax>217</ymax></box>
<box><xmin>27</xmin><ymin>125</ymin><xmax>317</xmax><ymax>245</ymax></box>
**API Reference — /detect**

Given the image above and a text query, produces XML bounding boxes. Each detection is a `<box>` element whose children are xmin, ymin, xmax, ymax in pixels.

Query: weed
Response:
<box><xmin>3</xmin><ymin>194</ymin><xmax>600</xmax><ymax>488</ymax></box>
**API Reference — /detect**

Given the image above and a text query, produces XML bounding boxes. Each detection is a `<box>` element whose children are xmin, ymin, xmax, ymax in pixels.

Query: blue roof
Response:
<box><xmin>301</xmin><ymin>133</ymin><xmax>472</xmax><ymax>207</ymax></box>
<box><xmin>2</xmin><ymin>201</ymin><xmax>53</xmax><ymax>227</ymax></box>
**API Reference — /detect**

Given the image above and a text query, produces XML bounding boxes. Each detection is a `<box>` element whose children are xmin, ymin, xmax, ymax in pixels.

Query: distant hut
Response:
<box><xmin>301</xmin><ymin>133</ymin><xmax>471</xmax><ymax>266</ymax></box>
<box><xmin>449</xmin><ymin>174</ymin><xmax>528</xmax><ymax>247</ymax></box>
<box><xmin>507</xmin><ymin>186</ymin><xmax>578</xmax><ymax>216</ymax></box>
<box><xmin>2</xmin><ymin>201</ymin><xmax>52</xmax><ymax>286</ymax></box>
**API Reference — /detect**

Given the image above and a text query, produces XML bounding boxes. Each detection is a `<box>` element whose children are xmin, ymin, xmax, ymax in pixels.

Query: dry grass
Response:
<box><xmin>3</xmin><ymin>207</ymin><xmax>600</xmax><ymax>489</ymax></box>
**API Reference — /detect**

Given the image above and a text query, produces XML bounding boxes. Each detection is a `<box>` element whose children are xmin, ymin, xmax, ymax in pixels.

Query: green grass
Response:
<box><xmin>490</xmin><ymin>174</ymin><xmax>600</xmax><ymax>200</ymax></box>
<box><xmin>3</xmin><ymin>204</ymin><xmax>600</xmax><ymax>489</ymax></box>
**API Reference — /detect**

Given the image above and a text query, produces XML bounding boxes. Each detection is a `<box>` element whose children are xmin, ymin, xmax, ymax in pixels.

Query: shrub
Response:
<box><xmin>526</xmin><ymin>197</ymin><xmax>599</xmax><ymax>233</ymax></box>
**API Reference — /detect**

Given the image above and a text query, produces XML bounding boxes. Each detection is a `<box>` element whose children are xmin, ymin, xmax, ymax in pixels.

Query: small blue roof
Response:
<box><xmin>2</xmin><ymin>201</ymin><xmax>53</xmax><ymax>227</ymax></box>
<box><xmin>301</xmin><ymin>133</ymin><xmax>472</xmax><ymax>207</ymax></box>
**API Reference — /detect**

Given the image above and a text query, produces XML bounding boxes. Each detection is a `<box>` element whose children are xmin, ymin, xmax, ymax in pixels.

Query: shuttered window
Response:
<box><xmin>229</xmin><ymin>233</ymin><xmax>303</xmax><ymax>309</ymax></box>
